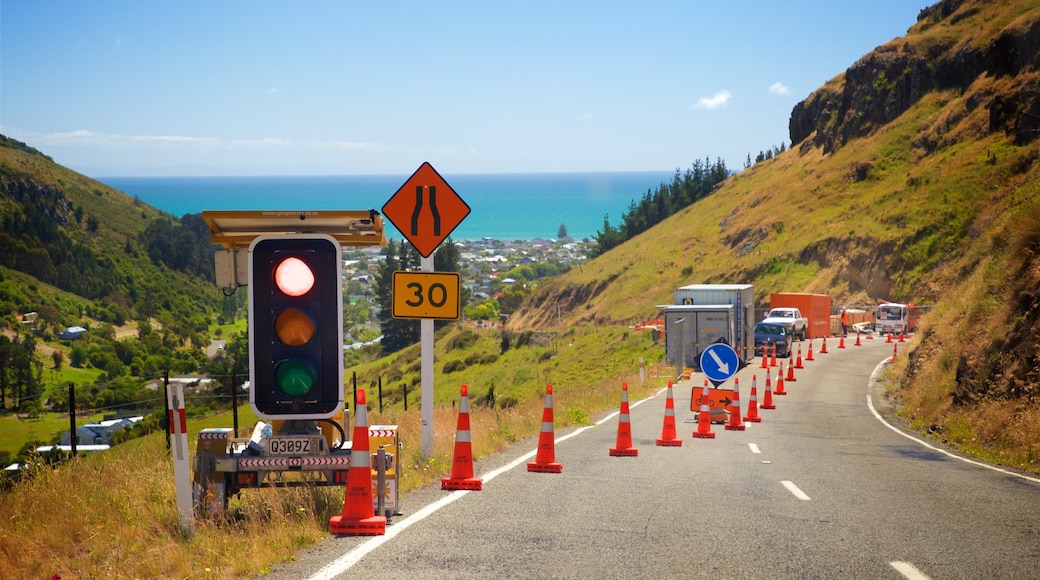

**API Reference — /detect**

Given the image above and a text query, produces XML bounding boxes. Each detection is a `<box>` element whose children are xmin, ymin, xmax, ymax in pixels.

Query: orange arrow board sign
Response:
<box><xmin>382</xmin><ymin>162</ymin><xmax>470</xmax><ymax>258</ymax></box>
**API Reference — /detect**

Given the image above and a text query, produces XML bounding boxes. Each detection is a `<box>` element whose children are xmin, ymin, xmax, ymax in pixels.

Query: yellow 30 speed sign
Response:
<box><xmin>391</xmin><ymin>271</ymin><xmax>461</xmax><ymax>320</ymax></box>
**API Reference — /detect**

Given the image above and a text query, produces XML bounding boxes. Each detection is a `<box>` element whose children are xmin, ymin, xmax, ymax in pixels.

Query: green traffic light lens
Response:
<box><xmin>274</xmin><ymin>359</ymin><xmax>316</xmax><ymax>397</ymax></box>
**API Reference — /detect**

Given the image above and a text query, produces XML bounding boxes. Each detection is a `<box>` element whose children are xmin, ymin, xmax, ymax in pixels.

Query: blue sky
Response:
<box><xmin>1</xmin><ymin>1</ymin><xmax>930</xmax><ymax>177</ymax></box>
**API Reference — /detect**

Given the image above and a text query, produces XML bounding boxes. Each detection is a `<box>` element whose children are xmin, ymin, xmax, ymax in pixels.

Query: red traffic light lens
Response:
<box><xmin>275</xmin><ymin>359</ymin><xmax>316</xmax><ymax>397</ymax></box>
<box><xmin>274</xmin><ymin>257</ymin><xmax>315</xmax><ymax>297</ymax></box>
<box><xmin>275</xmin><ymin>308</ymin><xmax>315</xmax><ymax>346</ymax></box>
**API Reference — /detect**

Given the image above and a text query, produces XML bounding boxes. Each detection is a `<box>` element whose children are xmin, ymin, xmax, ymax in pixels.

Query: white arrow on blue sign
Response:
<box><xmin>700</xmin><ymin>343</ymin><xmax>739</xmax><ymax>383</ymax></box>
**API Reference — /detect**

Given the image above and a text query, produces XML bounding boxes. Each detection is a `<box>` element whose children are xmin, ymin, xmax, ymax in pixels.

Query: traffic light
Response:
<box><xmin>248</xmin><ymin>234</ymin><xmax>343</xmax><ymax>419</ymax></box>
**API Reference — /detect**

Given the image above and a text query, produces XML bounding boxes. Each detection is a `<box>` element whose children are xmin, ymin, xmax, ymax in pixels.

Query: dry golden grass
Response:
<box><xmin>0</xmin><ymin>326</ymin><xmax>665</xmax><ymax>579</ymax></box>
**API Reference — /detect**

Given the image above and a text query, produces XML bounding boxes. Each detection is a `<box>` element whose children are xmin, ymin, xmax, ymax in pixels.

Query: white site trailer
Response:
<box><xmin>672</xmin><ymin>284</ymin><xmax>755</xmax><ymax>365</ymax></box>
<box><xmin>662</xmin><ymin>304</ymin><xmax>736</xmax><ymax>374</ymax></box>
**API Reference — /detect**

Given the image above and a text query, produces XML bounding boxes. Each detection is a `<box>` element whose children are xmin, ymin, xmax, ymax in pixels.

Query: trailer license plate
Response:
<box><xmin>268</xmin><ymin>437</ymin><xmax>319</xmax><ymax>455</ymax></box>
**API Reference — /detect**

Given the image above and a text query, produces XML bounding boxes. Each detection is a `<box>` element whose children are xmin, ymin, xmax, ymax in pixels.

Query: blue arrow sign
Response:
<box><xmin>700</xmin><ymin>343</ymin><xmax>739</xmax><ymax>383</ymax></box>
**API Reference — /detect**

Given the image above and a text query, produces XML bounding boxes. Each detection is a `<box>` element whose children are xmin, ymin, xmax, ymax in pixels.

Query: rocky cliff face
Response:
<box><xmin>789</xmin><ymin>0</ymin><xmax>1040</xmax><ymax>154</ymax></box>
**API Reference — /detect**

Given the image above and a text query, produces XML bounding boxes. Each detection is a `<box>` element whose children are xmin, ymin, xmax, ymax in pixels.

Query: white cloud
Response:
<box><xmin>690</xmin><ymin>90</ymin><xmax>731</xmax><ymax>110</ymax></box>
<box><xmin>769</xmin><ymin>82</ymin><xmax>789</xmax><ymax>95</ymax></box>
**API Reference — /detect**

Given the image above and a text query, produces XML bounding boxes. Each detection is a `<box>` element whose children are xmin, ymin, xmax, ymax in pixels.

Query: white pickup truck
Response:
<box><xmin>761</xmin><ymin>307</ymin><xmax>808</xmax><ymax>341</ymax></box>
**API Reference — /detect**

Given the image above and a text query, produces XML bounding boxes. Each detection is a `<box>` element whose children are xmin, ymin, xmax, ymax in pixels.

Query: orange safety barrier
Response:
<box><xmin>743</xmin><ymin>375</ymin><xmax>762</xmax><ymax>423</ymax></box>
<box><xmin>528</xmin><ymin>384</ymin><xmax>563</xmax><ymax>473</ymax></box>
<box><xmin>775</xmin><ymin>364</ymin><xmax>787</xmax><ymax>395</ymax></box>
<box><xmin>441</xmin><ymin>384</ymin><xmax>483</xmax><ymax>491</ymax></box>
<box><xmin>692</xmin><ymin>380</ymin><xmax>716</xmax><ymax>439</ymax></box>
<box><xmin>329</xmin><ymin>388</ymin><xmax>387</xmax><ymax>536</ymax></box>
<box><xmin>725</xmin><ymin>377</ymin><xmax>746</xmax><ymax>431</ymax></box>
<box><xmin>610</xmin><ymin>383</ymin><xmax>639</xmax><ymax>456</ymax></box>
<box><xmin>760</xmin><ymin>369</ymin><xmax>776</xmax><ymax>410</ymax></box>
<box><xmin>656</xmin><ymin>381</ymin><xmax>683</xmax><ymax>446</ymax></box>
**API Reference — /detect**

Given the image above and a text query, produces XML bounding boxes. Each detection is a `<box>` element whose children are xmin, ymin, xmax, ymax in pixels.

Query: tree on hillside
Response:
<box><xmin>590</xmin><ymin>157</ymin><xmax>729</xmax><ymax>257</ymax></box>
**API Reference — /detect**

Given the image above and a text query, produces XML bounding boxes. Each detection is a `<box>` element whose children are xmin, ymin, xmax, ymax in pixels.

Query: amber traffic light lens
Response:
<box><xmin>275</xmin><ymin>308</ymin><xmax>315</xmax><ymax>346</ymax></box>
<box><xmin>274</xmin><ymin>257</ymin><xmax>315</xmax><ymax>297</ymax></box>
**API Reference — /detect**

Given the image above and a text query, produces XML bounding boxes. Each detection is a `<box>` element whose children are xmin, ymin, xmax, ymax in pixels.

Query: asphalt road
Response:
<box><xmin>265</xmin><ymin>336</ymin><xmax>1040</xmax><ymax>579</ymax></box>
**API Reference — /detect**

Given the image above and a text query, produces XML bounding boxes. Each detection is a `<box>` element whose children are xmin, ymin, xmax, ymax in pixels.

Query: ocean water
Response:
<box><xmin>99</xmin><ymin>171</ymin><xmax>675</xmax><ymax>241</ymax></box>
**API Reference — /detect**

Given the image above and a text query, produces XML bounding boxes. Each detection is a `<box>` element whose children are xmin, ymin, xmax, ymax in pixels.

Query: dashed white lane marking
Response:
<box><xmin>890</xmin><ymin>560</ymin><xmax>931</xmax><ymax>579</ymax></box>
<box><xmin>748</xmin><ymin>443</ymin><xmax>761</xmax><ymax>454</ymax></box>
<box><xmin>781</xmin><ymin>480</ymin><xmax>811</xmax><ymax>500</ymax></box>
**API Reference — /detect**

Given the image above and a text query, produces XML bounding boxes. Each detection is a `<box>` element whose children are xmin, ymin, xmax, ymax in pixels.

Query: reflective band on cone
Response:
<box><xmin>329</xmin><ymin>388</ymin><xmax>386</xmax><ymax>536</ymax></box>
<box><xmin>656</xmin><ymin>381</ymin><xmax>684</xmax><ymax>446</ymax></box>
<box><xmin>442</xmin><ymin>384</ymin><xmax>483</xmax><ymax>491</ymax></box>
<box><xmin>528</xmin><ymin>384</ymin><xmax>563</xmax><ymax>473</ymax></box>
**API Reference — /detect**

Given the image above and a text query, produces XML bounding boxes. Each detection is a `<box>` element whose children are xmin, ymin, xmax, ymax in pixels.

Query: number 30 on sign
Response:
<box><xmin>391</xmin><ymin>271</ymin><xmax>461</xmax><ymax>320</ymax></box>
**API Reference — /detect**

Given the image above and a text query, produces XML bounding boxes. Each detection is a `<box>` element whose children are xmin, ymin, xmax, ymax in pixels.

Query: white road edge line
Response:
<box><xmin>890</xmin><ymin>560</ymin><xmax>931</xmax><ymax>579</ymax></box>
<box><xmin>308</xmin><ymin>388</ymin><xmax>664</xmax><ymax>579</ymax></box>
<box><xmin>781</xmin><ymin>480</ymin><xmax>811</xmax><ymax>500</ymax></box>
<box><xmin>867</xmin><ymin>359</ymin><xmax>1040</xmax><ymax>485</ymax></box>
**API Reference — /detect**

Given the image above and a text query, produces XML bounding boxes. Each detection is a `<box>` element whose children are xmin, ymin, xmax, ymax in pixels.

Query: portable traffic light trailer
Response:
<box><xmin>192</xmin><ymin>211</ymin><xmax>398</xmax><ymax>518</ymax></box>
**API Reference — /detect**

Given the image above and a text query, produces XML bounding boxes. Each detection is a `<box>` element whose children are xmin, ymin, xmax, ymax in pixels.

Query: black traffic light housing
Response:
<box><xmin>248</xmin><ymin>234</ymin><xmax>343</xmax><ymax>419</ymax></box>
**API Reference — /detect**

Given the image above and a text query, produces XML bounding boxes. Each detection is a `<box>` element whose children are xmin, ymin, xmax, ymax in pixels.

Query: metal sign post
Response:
<box><xmin>420</xmin><ymin>255</ymin><xmax>435</xmax><ymax>458</ymax></box>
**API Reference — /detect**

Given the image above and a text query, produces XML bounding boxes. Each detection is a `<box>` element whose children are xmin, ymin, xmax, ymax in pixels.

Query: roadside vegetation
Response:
<box><xmin>0</xmin><ymin>324</ymin><xmax>666</xmax><ymax>578</ymax></box>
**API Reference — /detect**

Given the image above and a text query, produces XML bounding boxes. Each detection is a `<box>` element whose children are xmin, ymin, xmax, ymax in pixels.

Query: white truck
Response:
<box><xmin>761</xmin><ymin>307</ymin><xmax>808</xmax><ymax>341</ymax></box>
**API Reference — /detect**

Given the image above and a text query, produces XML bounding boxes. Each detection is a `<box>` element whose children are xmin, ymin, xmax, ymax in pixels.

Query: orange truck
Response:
<box><xmin>769</xmin><ymin>292</ymin><xmax>832</xmax><ymax>339</ymax></box>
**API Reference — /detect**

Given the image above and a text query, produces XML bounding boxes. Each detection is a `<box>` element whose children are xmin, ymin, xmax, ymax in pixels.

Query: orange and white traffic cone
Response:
<box><xmin>806</xmin><ymin>340</ymin><xmax>815</xmax><ymax>361</ymax></box>
<box><xmin>820</xmin><ymin>336</ymin><xmax>829</xmax><ymax>354</ymax></box>
<box><xmin>794</xmin><ymin>344</ymin><xmax>804</xmax><ymax>369</ymax></box>
<box><xmin>725</xmin><ymin>377</ymin><xmax>746</xmax><ymax>431</ymax></box>
<box><xmin>743</xmin><ymin>375</ymin><xmax>762</xmax><ymax>423</ymax></box>
<box><xmin>760</xmin><ymin>369</ymin><xmax>776</xmax><ymax>410</ymax></box>
<box><xmin>899</xmin><ymin>328</ymin><xmax>906</xmax><ymax>342</ymax></box>
<box><xmin>441</xmin><ymin>384</ymin><xmax>483</xmax><ymax>491</ymax></box>
<box><xmin>785</xmin><ymin>358</ymin><xmax>797</xmax><ymax>382</ymax></box>
<box><xmin>770</xmin><ymin>342</ymin><xmax>778</xmax><ymax>368</ymax></box>
<box><xmin>329</xmin><ymin>388</ymin><xmax>386</xmax><ymax>536</ymax></box>
<box><xmin>855</xmin><ymin>330</ymin><xmax>862</xmax><ymax>346</ymax></box>
<box><xmin>760</xmin><ymin>344</ymin><xmax>769</xmax><ymax>368</ymax></box>
<box><xmin>886</xmin><ymin>330</ymin><xmax>893</xmax><ymax>343</ymax></box>
<box><xmin>775</xmin><ymin>364</ymin><xmax>787</xmax><ymax>395</ymax></box>
<box><xmin>610</xmin><ymin>383</ymin><xmax>639</xmax><ymax>456</ymax></box>
<box><xmin>528</xmin><ymin>384</ymin><xmax>563</xmax><ymax>473</ymax></box>
<box><xmin>838</xmin><ymin>334</ymin><xmax>846</xmax><ymax>349</ymax></box>
<box><xmin>656</xmin><ymin>381</ymin><xmax>683</xmax><ymax>446</ymax></box>
<box><xmin>692</xmin><ymin>381</ymin><xmax>716</xmax><ymax>439</ymax></box>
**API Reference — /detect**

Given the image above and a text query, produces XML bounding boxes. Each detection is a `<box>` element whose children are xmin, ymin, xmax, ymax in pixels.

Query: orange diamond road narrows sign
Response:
<box><xmin>382</xmin><ymin>162</ymin><xmax>470</xmax><ymax>257</ymax></box>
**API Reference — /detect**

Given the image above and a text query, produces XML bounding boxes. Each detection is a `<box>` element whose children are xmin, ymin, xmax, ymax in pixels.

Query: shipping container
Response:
<box><xmin>769</xmin><ymin>292</ymin><xmax>832</xmax><ymax>339</ymax></box>
<box><xmin>663</xmin><ymin>305</ymin><xmax>737</xmax><ymax>374</ymax></box>
<box><xmin>672</xmin><ymin>284</ymin><xmax>755</xmax><ymax>363</ymax></box>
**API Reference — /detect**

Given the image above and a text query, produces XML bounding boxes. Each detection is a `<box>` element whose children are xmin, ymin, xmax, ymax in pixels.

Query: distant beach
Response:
<box><xmin>99</xmin><ymin>171</ymin><xmax>674</xmax><ymax>241</ymax></box>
